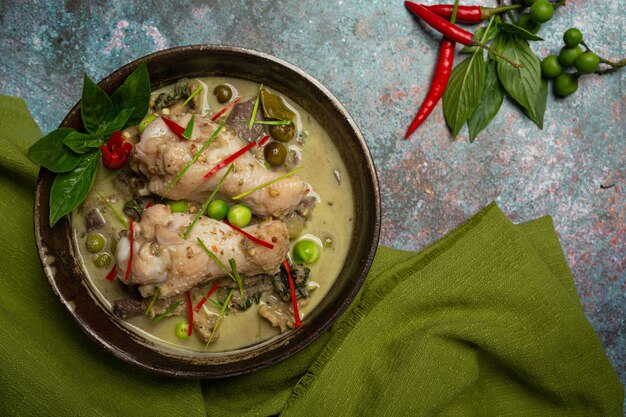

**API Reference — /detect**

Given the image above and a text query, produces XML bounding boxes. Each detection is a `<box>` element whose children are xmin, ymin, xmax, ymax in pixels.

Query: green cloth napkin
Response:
<box><xmin>0</xmin><ymin>95</ymin><xmax>622</xmax><ymax>417</ymax></box>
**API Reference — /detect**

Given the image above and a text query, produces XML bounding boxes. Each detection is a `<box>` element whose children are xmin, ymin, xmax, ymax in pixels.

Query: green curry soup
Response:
<box><xmin>71</xmin><ymin>77</ymin><xmax>354</xmax><ymax>352</ymax></box>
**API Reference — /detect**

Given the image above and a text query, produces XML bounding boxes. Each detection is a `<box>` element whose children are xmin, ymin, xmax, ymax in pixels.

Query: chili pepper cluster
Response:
<box><xmin>101</xmin><ymin>130</ymin><xmax>133</xmax><ymax>170</ymax></box>
<box><xmin>403</xmin><ymin>1</ymin><xmax>626</xmax><ymax>141</ymax></box>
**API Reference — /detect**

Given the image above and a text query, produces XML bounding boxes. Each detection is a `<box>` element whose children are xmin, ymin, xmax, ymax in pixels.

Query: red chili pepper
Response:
<box><xmin>425</xmin><ymin>4</ymin><xmax>520</xmax><ymax>24</ymax></box>
<box><xmin>162</xmin><ymin>117</ymin><xmax>186</xmax><ymax>140</ymax></box>
<box><xmin>405</xmin><ymin>2</ymin><xmax>473</xmax><ymax>45</ymax></box>
<box><xmin>211</xmin><ymin>97</ymin><xmax>242</xmax><ymax>122</ymax></box>
<box><xmin>283</xmin><ymin>260</ymin><xmax>301</xmax><ymax>328</ymax></box>
<box><xmin>100</xmin><ymin>131</ymin><xmax>132</xmax><ymax>170</ymax></box>
<box><xmin>258</xmin><ymin>135</ymin><xmax>270</xmax><ymax>147</ymax></box>
<box><xmin>105</xmin><ymin>264</ymin><xmax>117</xmax><ymax>282</ymax></box>
<box><xmin>405</xmin><ymin>39</ymin><xmax>455</xmax><ymax>138</ymax></box>
<box><xmin>124</xmin><ymin>218</ymin><xmax>134</xmax><ymax>281</ymax></box>
<box><xmin>185</xmin><ymin>291</ymin><xmax>194</xmax><ymax>337</ymax></box>
<box><xmin>224</xmin><ymin>221</ymin><xmax>275</xmax><ymax>249</ymax></box>
<box><xmin>203</xmin><ymin>141</ymin><xmax>257</xmax><ymax>179</ymax></box>
<box><xmin>194</xmin><ymin>283</ymin><xmax>220</xmax><ymax>312</ymax></box>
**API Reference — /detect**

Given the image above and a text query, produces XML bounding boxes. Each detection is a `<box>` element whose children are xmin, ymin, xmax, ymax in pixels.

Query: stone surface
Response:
<box><xmin>1</xmin><ymin>0</ymin><xmax>623</xmax><ymax>397</ymax></box>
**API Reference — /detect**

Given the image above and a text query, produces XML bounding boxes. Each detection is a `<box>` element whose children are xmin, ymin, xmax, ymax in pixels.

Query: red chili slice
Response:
<box><xmin>203</xmin><ymin>141</ymin><xmax>257</xmax><ymax>179</ymax></box>
<box><xmin>224</xmin><ymin>221</ymin><xmax>274</xmax><ymax>249</ymax></box>
<box><xmin>283</xmin><ymin>260</ymin><xmax>301</xmax><ymax>328</ymax></box>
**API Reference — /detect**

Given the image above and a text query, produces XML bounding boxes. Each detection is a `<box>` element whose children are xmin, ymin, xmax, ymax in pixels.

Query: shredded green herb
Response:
<box><xmin>239</xmin><ymin>119</ymin><xmax>291</xmax><ymax>126</ymax></box>
<box><xmin>205</xmin><ymin>290</ymin><xmax>233</xmax><ymax>349</ymax></box>
<box><xmin>232</xmin><ymin>166</ymin><xmax>304</xmax><ymax>200</ymax></box>
<box><xmin>182</xmin><ymin>115</ymin><xmax>194</xmax><ymax>140</ymax></box>
<box><xmin>208</xmin><ymin>298</ymin><xmax>223</xmax><ymax>309</ymax></box>
<box><xmin>181</xmin><ymin>165</ymin><xmax>233</xmax><ymax>239</ymax></box>
<box><xmin>152</xmin><ymin>300</ymin><xmax>181</xmax><ymax>322</ymax></box>
<box><xmin>144</xmin><ymin>287</ymin><xmax>161</xmax><ymax>316</ymax></box>
<box><xmin>197</xmin><ymin>238</ymin><xmax>234</xmax><ymax>280</ymax></box>
<box><xmin>229</xmin><ymin>258</ymin><xmax>245</xmax><ymax>300</ymax></box>
<box><xmin>162</xmin><ymin>124</ymin><xmax>223</xmax><ymax>198</ymax></box>
<box><xmin>248</xmin><ymin>84</ymin><xmax>263</xmax><ymax>131</ymax></box>
<box><xmin>93</xmin><ymin>188</ymin><xmax>129</xmax><ymax>229</ymax></box>
<box><xmin>183</xmin><ymin>85</ymin><xmax>203</xmax><ymax>106</ymax></box>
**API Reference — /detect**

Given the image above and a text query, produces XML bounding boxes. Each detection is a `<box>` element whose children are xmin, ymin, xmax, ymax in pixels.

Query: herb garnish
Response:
<box><xmin>228</xmin><ymin>258</ymin><xmax>245</xmax><ymax>301</ymax></box>
<box><xmin>183</xmin><ymin>85</ymin><xmax>203</xmax><ymax>106</ymax></box>
<box><xmin>205</xmin><ymin>290</ymin><xmax>233</xmax><ymax>349</ymax></box>
<box><xmin>28</xmin><ymin>63</ymin><xmax>151</xmax><ymax>226</ymax></box>
<box><xmin>145</xmin><ymin>287</ymin><xmax>161</xmax><ymax>316</ymax></box>
<box><xmin>152</xmin><ymin>301</ymin><xmax>181</xmax><ymax>323</ymax></box>
<box><xmin>248</xmin><ymin>83</ymin><xmax>263</xmax><ymax>130</ymax></box>
<box><xmin>231</xmin><ymin>166</ymin><xmax>304</xmax><ymax>200</ymax></box>
<box><xmin>182</xmin><ymin>115</ymin><xmax>195</xmax><ymax>140</ymax></box>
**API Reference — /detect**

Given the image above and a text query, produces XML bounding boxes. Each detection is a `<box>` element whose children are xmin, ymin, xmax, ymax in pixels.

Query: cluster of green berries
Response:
<box><xmin>516</xmin><ymin>0</ymin><xmax>555</xmax><ymax>34</ymax></box>
<box><xmin>540</xmin><ymin>28</ymin><xmax>600</xmax><ymax>97</ymax></box>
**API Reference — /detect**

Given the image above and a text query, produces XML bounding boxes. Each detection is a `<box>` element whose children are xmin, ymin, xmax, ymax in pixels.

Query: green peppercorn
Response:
<box><xmin>93</xmin><ymin>252</ymin><xmax>112</xmax><ymax>268</ymax></box>
<box><xmin>264</xmin><ymin>142</ymin><xmax>287</xmax><ymax>167</ymax></box>
<box><xmin>269</xmin><ymin>122</ymin><xmax>295</xmax><ymax>142</ymax></box>
<box><xmin>86</xmin><ymin>233</ymin><xmax>106</xmax><ymax>253</ymax></box>
<box><xmin>213</xmin><ymin>85</ymin><xmax>232</xmax><ymax>103</ymax></box>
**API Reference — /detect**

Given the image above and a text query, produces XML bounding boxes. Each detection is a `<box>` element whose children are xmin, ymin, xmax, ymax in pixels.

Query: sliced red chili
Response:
<box><xmin>194</xmin><ymin>283</ymin><xmax>220</xmax><ymax>312</ymax></box>
<box><xmin>426</xmin><ymin>4</ymin><xmax>521</xmax><ymax>23</ymax></box>
<box><xmin>224</xmin><ymin>221</ymin><xmax>274</xmax><ymax>249</ymax></box>
<box><xmin>124</xmin><ymin>218</ymin><xmax>134</xmax><ymax>281</ymax></box>
<box><xmin>283</xmin><ymin>260</ymin><xmax>301</xmax><ymax>328</ymax></box>
<box><xmin>162</xmin><ymin>117</ymin><xmax>186</xmax><ymax>140</ymax></box>
<box><xmin>211</xmin><ymin>97</ymin><xmax>242</xmax><ymax>122</ymax></box>
<box><xmin>203</xmin><ymin>141</ymin><xmax>257</xmax><ymax>179</ymax></box>
<box><xmin>105</xmin><ymin>264</ymin><xmax>117</xmax><ymax>282</ymax></box>
<box><xmin>258</xmin><ymin>135</ymin><xmax>270</xmax><ymax>147</ymax></box>
<box><xmin>185</xmin><ymin>291</ymin><xmax>194</xmax><ymax>337</ymax></box>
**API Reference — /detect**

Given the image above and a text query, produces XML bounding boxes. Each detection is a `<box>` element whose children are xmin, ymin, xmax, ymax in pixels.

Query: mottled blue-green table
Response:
<box><xmin>1</xmin><ymin>0</ymin><xmax>623</xmax><ymax>397</ymax></box>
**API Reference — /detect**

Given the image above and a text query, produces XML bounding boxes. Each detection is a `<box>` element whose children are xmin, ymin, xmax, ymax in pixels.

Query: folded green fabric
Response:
<box><xmin>0</xmin><ymin>95</ymin><xmax>622</xmax><ymax>417</ymax></box>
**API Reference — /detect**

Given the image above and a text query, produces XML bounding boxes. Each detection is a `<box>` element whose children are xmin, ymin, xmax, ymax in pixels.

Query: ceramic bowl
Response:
<box><xmin>33</xmin><ymin>45</ymin><xmax>380</xmax><ymax>378</ymax></box>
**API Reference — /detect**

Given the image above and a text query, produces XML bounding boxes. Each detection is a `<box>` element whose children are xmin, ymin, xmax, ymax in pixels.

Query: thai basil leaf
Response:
<box><xmin>98</xmin><ymin>107</ymin><xmax>134</xmax><ymax>136</ymax></box>
<box><xmin>49</xmin><ymin>150</ymin><xmax>99</xmax><ymax>226</ymax></box>
<box><xmin>468</xmin><ymin>59</ymin><xmax>505</xmax><ymax>142</ymax></box>
<box><xmin>497</xmin><ymin>36</ymin><xmax>541</xmax><ymax>117</ymax></box>
<box><xmin>27</xmin><ymin>128</ymin><xmax>83</xmax><ymax>173</ymax></box>
<box><xmin>443</xmin><ymin>51</ymin><xmax>486</xmax><ymax>137</ymax></box>
<box><xmin>499</xmin><ymin>22</ymin><xmax>544</xmax><ymax>41</ymax></box>
<box><xmin>524</xmin><ymin>78</ymin><xmax>548</xmax><ymax>129</ymax></box>
<box><xmin>110</xmin><ymin>62</ymin><xmax>150</xmax><ymax>127</ymax></box>
<box><xmin>63</xmin><ymin>131</ymin><xmax>102</xmax><ymax>154</ymax></box>
<box><xmin>81</xmin><ymin>74</ymin><xmax>115</xmax><ymax>134</ymax></box>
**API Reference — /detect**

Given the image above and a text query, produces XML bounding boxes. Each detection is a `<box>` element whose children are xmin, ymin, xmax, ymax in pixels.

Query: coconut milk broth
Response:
<box><xmin>72</xmin><ymin>76</ymin><xmax>354</xmax><ymax>352</ymax></box>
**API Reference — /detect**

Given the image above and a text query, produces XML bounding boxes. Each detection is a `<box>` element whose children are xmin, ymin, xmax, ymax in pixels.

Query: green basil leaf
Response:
<box><xmin>468</xmin><ymin>59</ymin><xmax>505</xmax><ymax>142</ymax></box>
<box><xmin>99</xmin><ymin>107</ymin><xmax>134</xmax><ymax>136</ymax></box>
<box><xmin>110</xmin><ymin>62</ymin><xmax>150</xmax><ymax>127</ymax></box>
<box><xmin>49</xmin><ymin>150</ymin><xmax>99</xmax><ymax>227</ymax></box>
<box><xmin>443</xmin><ymin>51</ymin><xmax>486</xmax><ymax>137</ymax></box>
<box><xmin>81</xmin><ymin>74</ymin><xmax>115</xmax><ymax>134</ymax></box>
<box><xmin>27</xmin><ymin>128</ymin><xmax>83</xmax><ymax>173</ymax></box>
<box><xmin>499</xmin><ymin>22</ymin><xmax>544</xmax><ymax>41</ymax></box>
<box><xmin>63</xmin><ymin>131</ymin><xmax>103</xmax><ymax>154</ymax></box>
<box><xmin>524</xmin><ymin>78</ymin><xmax>548</xmax><ymax>129</ymax></box>
<box><xmin>497</xmin><ymin>37</ymin><xmax>541</xmax><ymax>117</ymax></box>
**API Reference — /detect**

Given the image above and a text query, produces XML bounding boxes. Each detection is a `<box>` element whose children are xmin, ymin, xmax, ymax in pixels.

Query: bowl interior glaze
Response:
<box><xmin>34</xmin><ymin>45</ymin><xmax>380</xmax><ymax>378</ymax></box>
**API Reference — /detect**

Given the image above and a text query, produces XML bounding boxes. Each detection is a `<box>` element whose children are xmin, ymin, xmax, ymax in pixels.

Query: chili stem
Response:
<box><xmin>205</xmin><ymin>290</ymin><xmax>233</xmax><ymax>349</ymax></box>
<box><xmin>599</xmin><ymin>57</ymin><xmax>626</xmax><ymax>67</ymax></box>
<box><xmin>472</xmin><ymin>40</ymin><xmax>524</xmax><ymax>68</ymax></box>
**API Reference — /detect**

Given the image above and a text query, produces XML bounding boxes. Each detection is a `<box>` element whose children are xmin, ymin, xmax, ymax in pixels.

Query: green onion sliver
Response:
<box><xmin>152</xmin><ymin>300</ymin><xmax>181</xmax><ymax>323</ymax></box>
<box><xmin>163</xmin><ymin>124</ymin><xmax>223</xmax><ymax>198</ymax></box>
<box><xmin>229</xmin><ymin>258</ymin><xmax>245</xmax><ymax>300</ymax></box>
<box><xmin>232</xmin><ymin>166</ymin><xmax>304</xmax><ymax>200</ymax></box>
<box><xmin>145</xmin><ymin>287</ymin><xmax>161</xmax><ymax>316</ymax></box>
<box><xmin>181</xmin><ymin>164</ymin><xmax>233</xmax><ymax>239</ymax></box>
<box><xmin>248</xmin><ymin>83</ymin><xmax>263</xmax><ymax>131</ymax></box>
<box><xmin>182</xmin><ymin>114</ymin><xmax>195</xmax><ymax>140</ymax></box>
<box><xmin>205</xmin><ymin>290</ymin><xmax>233</xmax><ymax>349</ymax></box>
<box><xmin>183</xmin><ymin>85</ymin><xmax>203</xmax><ymax>106</ymax></box>
<box><xmin>207</xmin><ymin>298</ymin><xmax>223</xmax><ymax>309</ymax></box>
<box><xmin>197</xmin><ymin>237</ymin><xmax>234</xmax><ymax>280</ymax></box>
<box><xmin>93</xmin><ymin>188</ymin><xmax>129</xmax><ymax>229</ymax></box>
<box><xmin>252</xmin><ymin>120</ymin><xmax>291</xmax><ymax>125</ymax></box>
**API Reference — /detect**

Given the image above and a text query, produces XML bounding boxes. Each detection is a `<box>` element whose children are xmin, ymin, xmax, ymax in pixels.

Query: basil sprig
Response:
<box><xmin>442</xmin><ymin>17</ymin><xmax>548</xmax><ymax>142</ymax></box>
<box><xmin>28</xmin><ymin>62</ymin><xmax>150</xmax><ymax>226</ymax></box>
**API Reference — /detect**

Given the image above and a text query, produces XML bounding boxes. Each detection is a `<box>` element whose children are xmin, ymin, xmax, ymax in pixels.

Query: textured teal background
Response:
<box><xmin>1</xmin><ymin>0</ymin><xmax>623</xmax><ymax>398</ymax></box>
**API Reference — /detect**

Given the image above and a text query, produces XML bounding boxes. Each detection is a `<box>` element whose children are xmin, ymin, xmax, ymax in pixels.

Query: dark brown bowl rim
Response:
<box><xmin>33</xmin><ymin>44</ymin><xmax>380</xmax><ymax>379</ymax></box>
